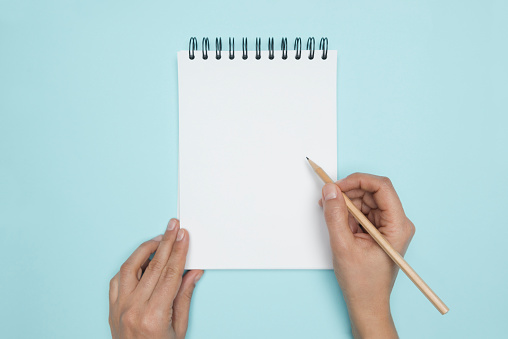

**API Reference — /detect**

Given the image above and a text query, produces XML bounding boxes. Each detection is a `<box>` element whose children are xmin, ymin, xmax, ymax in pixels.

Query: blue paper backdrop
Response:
<box><xmin>1</xmin><ymin>1</ymin><xmax>507</xmax><ymax>338</ymax></box>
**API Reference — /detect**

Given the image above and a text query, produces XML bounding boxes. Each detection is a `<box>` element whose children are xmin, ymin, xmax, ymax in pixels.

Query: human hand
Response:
<box><xmin>319</xmin><ymin>173</ymin><xmax>415</xmax><ymax>339</ymax></box>
<box><xmin>109</xmin><ymin>219</ymin><xmax>203</xmax><ymax>339</ymax></box>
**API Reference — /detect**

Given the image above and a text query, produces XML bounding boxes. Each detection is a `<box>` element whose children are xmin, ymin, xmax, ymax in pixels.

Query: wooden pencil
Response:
<box><xmin>307</xmin><ymin>157</ymin><xmax>449</xmax><ymax>315</ymax></box>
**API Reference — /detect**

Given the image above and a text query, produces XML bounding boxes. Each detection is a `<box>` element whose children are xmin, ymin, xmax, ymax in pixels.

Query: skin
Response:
<box><xmin>319</xmin><ymin>173</ymin><xmax>415</xmax><ymax>339</ymax></box>
<box><xmin>109</xmin><ymin>219</ymin><xmax>204</xmax><ymax>339</ymax></box>
<box><xmin>109</xmin><ymin>173</ymin><xmax>414</xmax><ymax>339</ymax></box>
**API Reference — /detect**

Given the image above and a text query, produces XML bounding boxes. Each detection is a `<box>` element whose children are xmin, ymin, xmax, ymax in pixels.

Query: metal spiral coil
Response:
<box><xmin>202</xmin><ymin>38</ymin><xmax>209</xmax><ymax>60</ymax></box>
<box><xmin>307</xmin><ymin>37</ymin><xmax>315</xmax><ymax>60</ymax></box>
<box><xmin>294</xmin><ymin>37</ymin><xmax>302</xmax><ymax>60</ymax></box>
<box><xmin>242</xmin><ymin>38</ymin><xmax>248</xmax><ymax>60</ymax></box>
<box><xmin>229</xmin><ymin>37</ymin><xmax>235</xmax><ymax>60</ymax></box>
<box><xmin>216</xmin><ymin>38</ymin><xmax>222</xmax><ymax>60</ymax></box>
<box><xmin>255</xmin><ymin>38</ymin><xmax>261</xmax><ymax>60</ymax></box>
<box><xmin>188</xmin><ymin>37</ymin><xmax>328</xmax><ymax>60</ymax></box>
<box><xmin>281</xmin><ymin>37</ymin><xmax>288</xmax><ymax>60</ymax></box>
<box><xmin>319</xmin><ymin>37</ymin><xmax>328</xmax><ymax>60</ymax></box>
<box><xmin>268</xmin><ymin>37</ymin><xmax>274</xmax><ymax>60</ymax></box>
<box><xmin>189</xmin><ymin>37</ymin><xmax>197</xmax><ymax>60</ymax></box>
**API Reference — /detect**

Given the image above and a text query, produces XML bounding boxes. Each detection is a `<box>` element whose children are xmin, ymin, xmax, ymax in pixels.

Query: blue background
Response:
<box><xmin>1</xmin><ymin>1</ymin><xmax>506</xmax><ymax>338</ymax></box>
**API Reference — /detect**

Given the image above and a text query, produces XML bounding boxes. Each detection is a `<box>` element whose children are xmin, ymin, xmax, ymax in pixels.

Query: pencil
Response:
<box><xmin>307</xmin><ymin>157</ymin><xmax>449</xmax><ymax>315</ymax></box>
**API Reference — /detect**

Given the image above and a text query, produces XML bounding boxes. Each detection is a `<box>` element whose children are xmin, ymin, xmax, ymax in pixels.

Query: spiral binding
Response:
<box><xmin>216</xmin><ymin>38</ymin><xmax>222</xmax><ymax>59</ymax></box>
<box><xmin>281</xmin><ymin>38</ymin><xmax>288</xmax><ymax>60</ymax></box>
<box><xmin>188</xmin><ymin>37</ymin><xmax>329</xmax><ymax>60</ymax></box>
<box><xmin>242</xmin><ymin>37</ymin><xmax>248</xmax><ymax>60</ymax></box>
<box><xmin>268</xmin><ymin>37</ymin><xmax>274</xmax><ymax>60</ymax></box>
<box><xmin>255</xmin><ymin>38</ymin><xmax>261</xmax><ymax>60</ymax></box>
<box><xmin>189</xmin><ymin>37</ymin><xmax>197</xmax><ymax>60</ymax></box>
<box><xmin>319</xmin><ymin>38</ymin><xmax>328</xmax><ymax>60</ymax></box>
<box><xmin>202</xmin><ymin>38</ymin><xmax>209</xmax><ymax>60</ymax></box>
<box><xmin>307</xmin><ymin>37</ymin><xmax>315</xmax><ymax>60</ymax></box>
<box><xmin>229</xmin><ymin>38</ymin><xmax>234</xmax><ymax>60</ymax></box>
<box><xmin>294</xmin><ymin>37</ymin><xmax>302</xmax><ymax>60</ymax></box>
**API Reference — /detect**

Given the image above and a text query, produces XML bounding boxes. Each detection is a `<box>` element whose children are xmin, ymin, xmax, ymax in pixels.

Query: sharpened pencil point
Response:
<box><xmin>306</xmin><ymin>157</ymin><xmax>309</xmax><ymax>160</ymax></box>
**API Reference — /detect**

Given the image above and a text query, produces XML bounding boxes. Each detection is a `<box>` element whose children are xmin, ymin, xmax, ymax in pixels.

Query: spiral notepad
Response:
<box><xmin>178</xmin><ymin>37</ymin><xmax>337</xmax><ymax>269</ymax></box>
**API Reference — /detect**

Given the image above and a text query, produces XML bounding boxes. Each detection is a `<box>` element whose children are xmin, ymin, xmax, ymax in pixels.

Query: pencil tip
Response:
<box><xmin>306</xmin><ymin>156</ymin><xmax>309</xmax><ymax>160</ymax></box>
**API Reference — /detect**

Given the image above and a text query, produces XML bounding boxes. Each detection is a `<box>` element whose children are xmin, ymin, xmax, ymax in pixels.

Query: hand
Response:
<box><xmin>319</xmin><ymin>173</ymin><xmax>415</xmax><ymax>339</ymax></box>
<box><xmin>109</xmin><ymin>218</ymin><xmax>204</xmax><ymax>339</ymax></box>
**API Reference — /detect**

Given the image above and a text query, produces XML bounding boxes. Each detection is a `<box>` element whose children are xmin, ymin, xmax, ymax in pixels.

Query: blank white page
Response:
<box><xmin>178</xmin><ymin>49</ymin><xmax>337</xmax><ymax>269</ymax></box>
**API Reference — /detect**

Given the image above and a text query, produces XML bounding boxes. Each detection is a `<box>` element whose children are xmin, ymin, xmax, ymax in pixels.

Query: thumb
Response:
<box><xmin>322</xmin><ymin>183</ymin><xmax>354</xmax><ymax>251</ymax></box>
<box><xmin>172</xmin><ymin>270</ymin><xmax>203</xmax><ymax>338</ymax></box>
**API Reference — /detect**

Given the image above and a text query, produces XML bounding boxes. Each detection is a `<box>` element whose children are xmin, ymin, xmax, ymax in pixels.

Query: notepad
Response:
<box><xmin>178</xmin><ymin>41</ymin><xmax>337</xmax><ymax>269</ymax></box>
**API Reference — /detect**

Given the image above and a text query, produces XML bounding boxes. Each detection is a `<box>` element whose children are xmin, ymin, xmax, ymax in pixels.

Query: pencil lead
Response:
<box><xmin>306</xmin><ymin>156</ymin><xmax>309</xmax><ymax>160</ymax></box>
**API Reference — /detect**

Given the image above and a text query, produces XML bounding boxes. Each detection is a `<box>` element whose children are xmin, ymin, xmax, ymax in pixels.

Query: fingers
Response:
<box><xmin>150</xmin><ymin>228</ymin><xmax>190</xmax><ymax>313</ymax></box>
<box><xmin>172</xmin><ymin>270</ymin><xmax>204</xmax><ymax>338</ymax></box>
<box><xmin>137</xmin><ymin>218</ymin><xmax>180</xmax><ymax>298</ymax></box>
<box><xmin>337</xmin><ymin>173</ymin><xmax>404</xmax><ymax>214</ymax></box>
<box><xmin>337</xmin><ymin>173</ymin><xmax>416</xmax><ymax>253</ymax></box>
<box><xmin>109</xmin><ymin>273</ymin><xmax>119</xmax><ymax>304</ymax></box>
<box><xmin>348</xmin><ymin>214</ymin><xmax>363</xmax><ymax>234</ymax></box>
<box><xmin>322</xmin><ymin>183</ymin><xmax>354</xmax><ymax>251</ymax></box>
<box><xmin>118</xmin><ymin>236</ymin><xmax>162</xmax><ymax>296</ymax></box>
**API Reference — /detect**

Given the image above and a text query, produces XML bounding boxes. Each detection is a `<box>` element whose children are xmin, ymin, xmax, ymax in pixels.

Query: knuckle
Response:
<box><xmin>172</xmin><ymin>243</ymin><xmax>186</xmax><ymax>256</ymax></box>
<box><xmin>140</xmin><ymin>315</ymin><xmax>155</xmax><ymax>333</ymax></box>
<box><xmin>325</xmin><ymin>201</ymin><xmax>345</xmax><ymax>218</ymax></box>
<box><xmin>109</xmin><ymin>277</ymin><xmax>117</xmax><ymax>290</ymax></box>
<box><xmin>408</xmin><ymin>220</ymin><xmax>416</xmax><ymax>236</ymax></box>
<box><xmin>161</xmin><ymin>265</ymin><xmax>180</xmax><ymax>281</ymax></box>
<box><xmin>380</xmin><ymin>176</ymin><xmax>393</xmax><ymax>187</ymax></box>
<box><xmin>120</xmin><ymin>309</ymin><xmax>139</xmax><ymax>328</ymax></box>
<box><xmin>146</xmin><ymin>258</ymin><xmax>165</xmax><ymax>273</ymax></box>
<box><xmin>120</xmin><ymin>262</ymin><xmax>132</xmax><ymax>275</ymax></box>
<box><xmin>140</xmin><ymin>311</ymin><xmax>167</xmax><ymax>334</ymax></box>
<box><xmin>348</xmin><ymin>172</ymin><xmax>362</xmax><ymax>180</ymax></box>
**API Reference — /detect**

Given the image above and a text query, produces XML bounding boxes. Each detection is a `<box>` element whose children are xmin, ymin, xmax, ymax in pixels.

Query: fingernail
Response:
<box><xmin>167</xmin><ymin>219</ymin><xmax>177</xmax><ymax>231</ymax></box>
<box><xmin>152</xmin><ymin>234</ymin><xmax>163</xmax><ymax>241</ymax></box>
<box><xmin>194</xmin><ymin>271</ymin><xmax>203</xmax><ymax>284</ymax></box>
<box><xmin>323</xmin><ymin>183</ymin><xmax>338</xmax><ymax>201</ymax></box>
<box><xmin>176</xmin><ymin>229</ymin><xmax>185</xmax><ymax>241</ymax></box>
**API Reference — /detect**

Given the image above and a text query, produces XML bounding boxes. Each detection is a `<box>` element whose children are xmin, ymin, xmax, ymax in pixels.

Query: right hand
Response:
<box><xmin>319</xmin><ymin>173</ymin><xmax>415</xmax><ymax>339</ymax></box>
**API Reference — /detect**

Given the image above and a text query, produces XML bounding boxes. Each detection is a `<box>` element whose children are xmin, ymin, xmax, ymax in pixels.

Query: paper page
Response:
<box><xmin>178</xmin><ymin>49</ymin><xmax>337</xmax><ymax>269</ymax></box>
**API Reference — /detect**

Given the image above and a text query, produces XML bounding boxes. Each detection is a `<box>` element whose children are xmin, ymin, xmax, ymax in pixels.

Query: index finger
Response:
<box><xmin>149</xmin><ymin>228</ymin><xmax>190</xmax><ymax>314</ymax></box>
<box><xmin>337</xmin><ymin>173</ymin><xmax>404</xmax><ymax>214</ymax></box>
<box><xmin>136</xmin><ymin>218</ymin><xmax>180</xmax><ymax>299</ymax></box>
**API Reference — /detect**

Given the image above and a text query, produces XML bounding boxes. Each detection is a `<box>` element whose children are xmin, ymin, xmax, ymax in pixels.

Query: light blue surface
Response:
<box><xmin>1</xmin><ymin>1</ymin><xmax>507</xmax><ymax>338</ymax></box>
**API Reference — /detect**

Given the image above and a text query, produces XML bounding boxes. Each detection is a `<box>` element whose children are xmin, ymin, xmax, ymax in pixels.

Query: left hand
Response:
<box><xmin>109</xmin><ymin>218</ymin><xmax>203</xmax><ymax>339</ymax></box>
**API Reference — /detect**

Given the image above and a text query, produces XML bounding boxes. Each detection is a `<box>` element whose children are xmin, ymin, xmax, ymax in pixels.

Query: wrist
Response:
<box><xmin>346</xmin><ymin>299</ymin><xmax>398</xmax><ymax>339</ymax></box>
